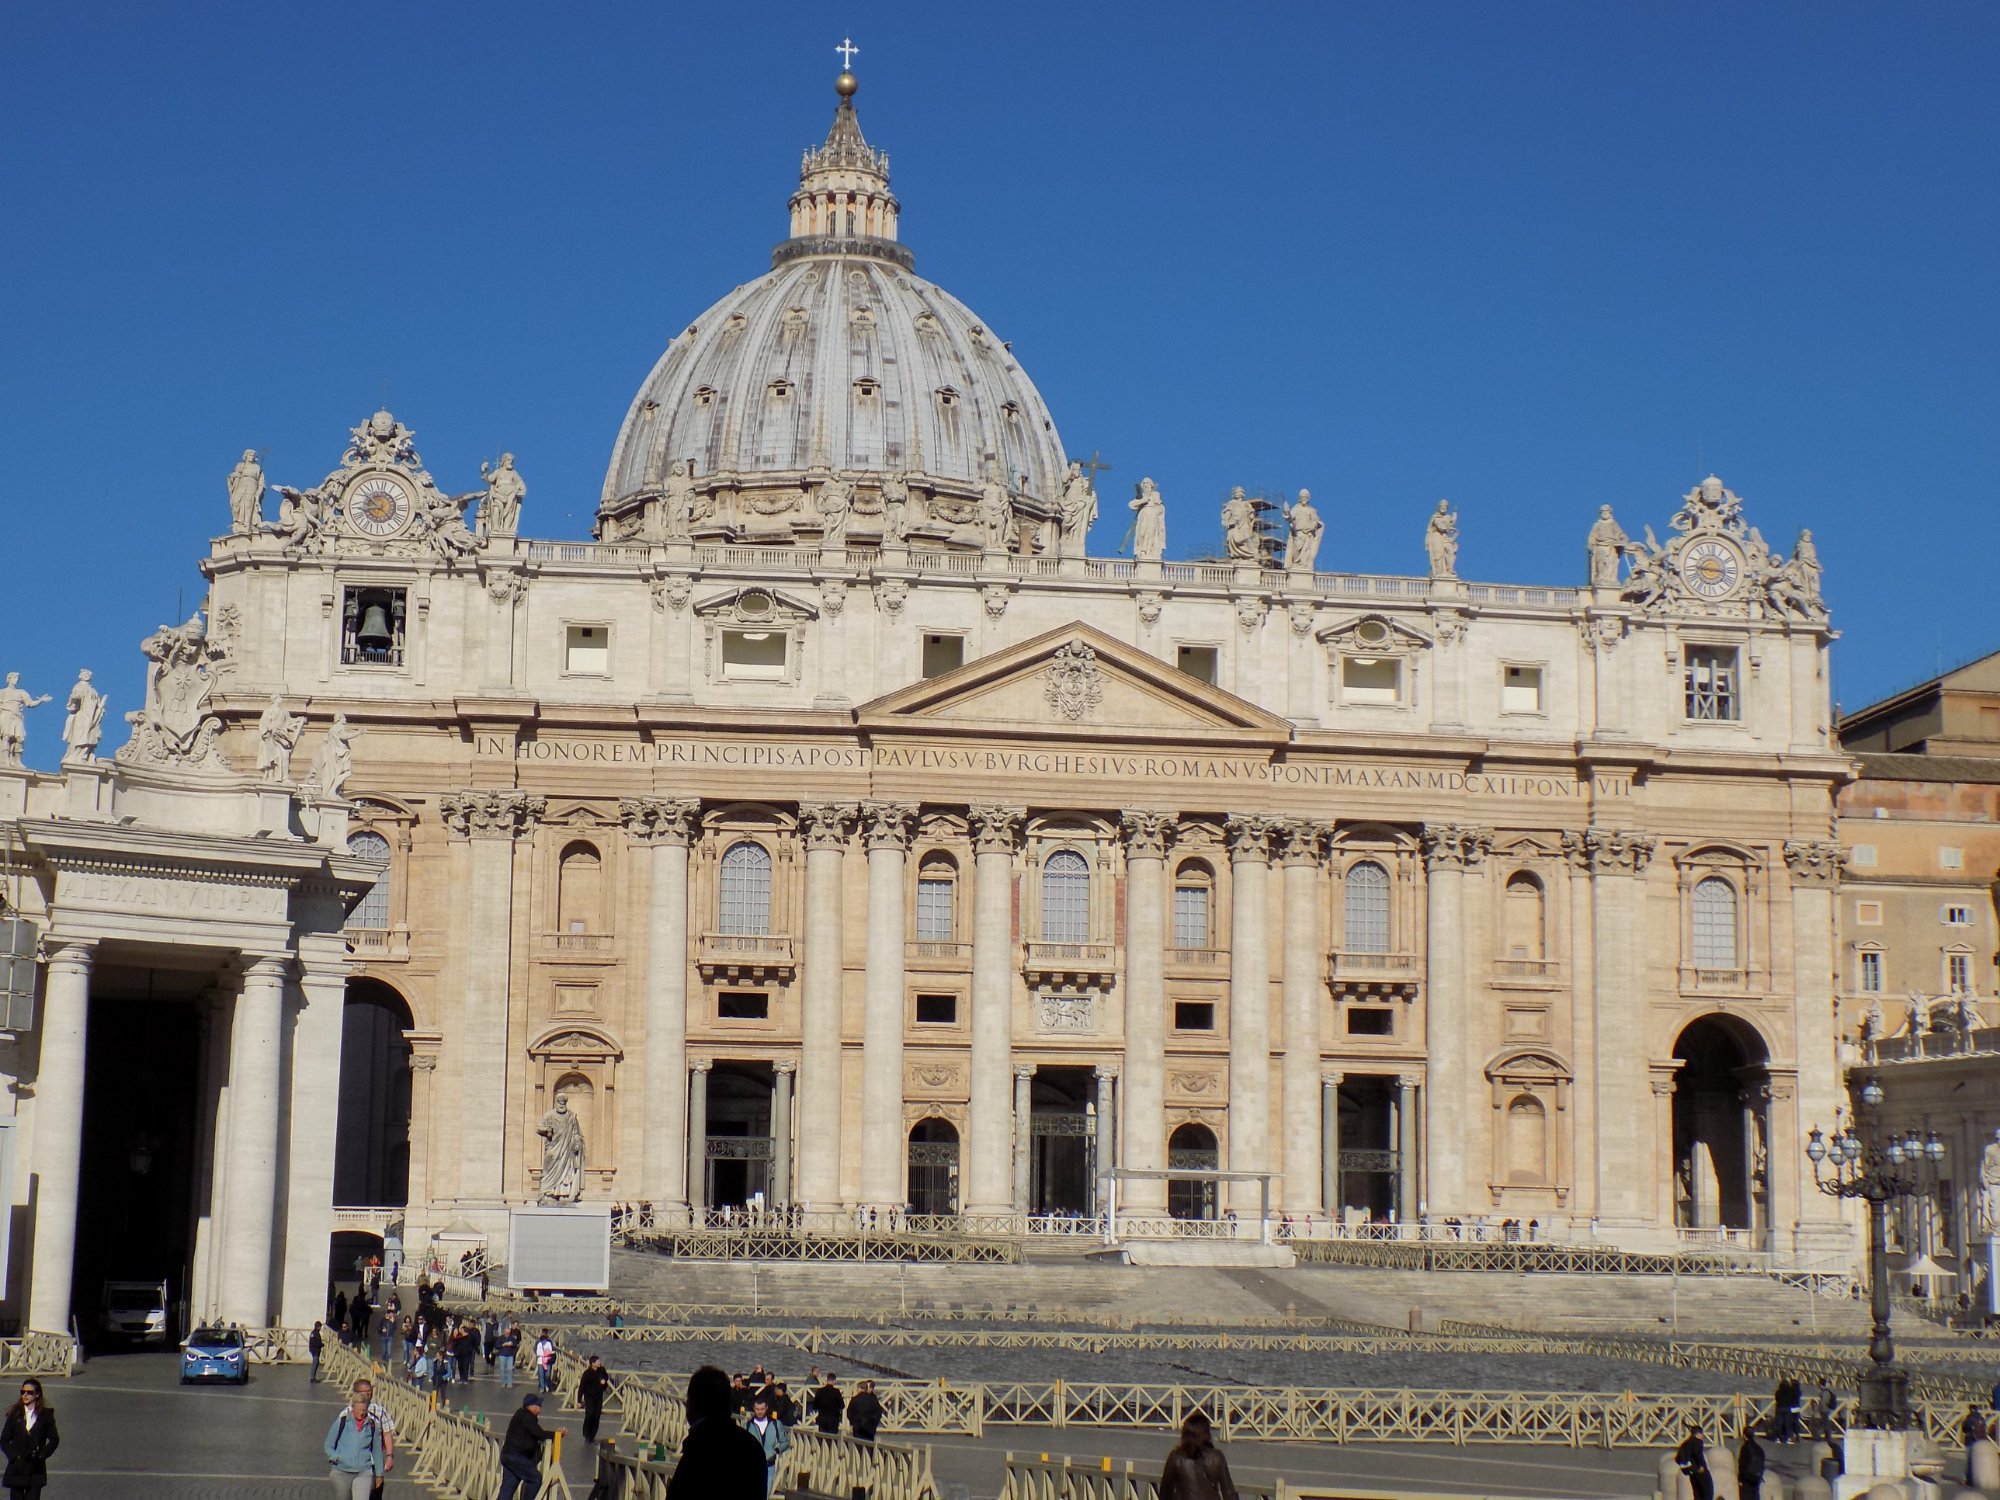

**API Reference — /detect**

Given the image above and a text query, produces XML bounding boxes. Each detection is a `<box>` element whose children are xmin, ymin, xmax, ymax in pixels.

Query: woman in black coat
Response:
<box><xmin>0</xmin><ymin>1379</ymin><xmax>60</xmax><ymax>1497</ymax></box>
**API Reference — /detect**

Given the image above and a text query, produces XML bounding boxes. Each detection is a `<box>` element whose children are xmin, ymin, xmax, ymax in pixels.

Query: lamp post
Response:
<box><xmin>1804</xmin><ymin>1074</ymin><xmax>1945</xmax><ymax>1431</ymax></box>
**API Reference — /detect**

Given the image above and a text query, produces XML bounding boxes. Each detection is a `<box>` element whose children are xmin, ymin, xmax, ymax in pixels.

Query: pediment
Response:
<box><xmin>692</xmin><ymin>585</ymin><xmax>818</xmax><ymax>623</ymax></box>
<box><xmin>1316</xmin><ymin>613</ymin><xmax>1432</xmax><ymax>652</ymax></box>
<box><xmin>856</xmin><ymin>623</ymin><xmax>1294</xmax><ymax>743</ymax></box>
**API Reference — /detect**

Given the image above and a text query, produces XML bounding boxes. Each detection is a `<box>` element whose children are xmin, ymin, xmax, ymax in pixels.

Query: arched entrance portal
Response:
<box><xmin>1166</xmin><ymin>1123</ymin><xmax>1219</xmax><ymax>1221</ymax></box>
<box><xmin>1670</xmin><ymin>1016</ymin><xmax>1770</xmax><ymax>1243</ymax></box>
<box><xmin>906</xmin><ymin>1118</ymin><xmax>960</xmax><ymax>1216</ymax></box>
<box><xmin>334</xmin><ymin>979</ymin><xmax>413</xmax><ymax>1208</ymax></box>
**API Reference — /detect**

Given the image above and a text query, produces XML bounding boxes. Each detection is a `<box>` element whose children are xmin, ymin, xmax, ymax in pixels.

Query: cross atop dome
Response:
<box><xmin>783</xmin><ymin>49</ymin><xmax>903</xmax><ymax>263</ymax></box>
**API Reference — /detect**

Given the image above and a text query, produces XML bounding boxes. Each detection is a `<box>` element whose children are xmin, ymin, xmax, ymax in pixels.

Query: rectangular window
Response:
<box><xmin>1944</xmin><ymin>904</ymin><xmax>1973</xmax><ymax>926</ymax></box>
<box><xmin>1939</xmin><ymin>846</ymin><xmax>1965</xmax><ymax>870</ymax></box>
<box><xmin>341</xmin><ymin>586</ymin><xmax>408</xmax><ymax>667</ymax></box>
<box><xmin>1850</xmin><ymin>845</ymin><xmax>1878</xmax><ymax>868</ymax></box>
<box><xmin>1855</xmin><ymin>900</ymin><xmax>1883</xmax><ymax>926</ymax></box>
<box><xmin>717</xmin><ymin>991</ymin><xmax>770</xmax><ymax>1020</ymax></box>
<box><xmin>915</xmin><ymin>993</ymin><xmax>958</xmax><ymax>1025</ymax></box>
<box><xmin>1342</xmin><ymin>656</ymin><xmax>1403</xmax><ymax>706</ymax></box>
<box><xmin>1173</xmin><ymin>1001</ymin><xmax>1216</xmax><ymax>1032</ymax></box>
<box><xmin>1684</xmin><ymin>647</ymin><xmax>1739</xmax><ymax>721</ymax></box>
<box><xmin>1948</xmin><ymin>953</ymin><xmax>1972</xmax><ymax>991</ymax></box>
<box><xmin>1345</xmin><ymin>1007</ymin><xmax>1395</xmax><ymax>1036</ymax></box>
<box><xmin>1172</xmin><ymin>885</ymin><xmax>1211</xmax><ymax>950</ymax></box>
<box><xmin>921</xmin><ymin>633</ymin><xmax>965</xmax><ymax>679</ymax></box>
<box><xmin>1176</xmin><ymin>645</ymin><xmax>1219</xmax><ymax>684</ymax></box>
<box><xmin>1501</xmin><ymin>664</ymin><xmax>1545</xmax><ymax>715</ymax></box>
<box><xmin>915</xmin><ymin>878</ymin><xmax>955</xmax><ymax>941</ymax></box>
<box><xmin>564</xmin><ymin>623</ymin><xmax>610</xmax><ymax>675</ymax></box>
<box><xmin>721</xmin><ymin>629</ymin><xmax>788</xmax><ymax>681</ymax></box>
<box><xmin>1859</xmin><ymin>950</ymin><xmax>1883</xmax><ymax>992</ymax></box>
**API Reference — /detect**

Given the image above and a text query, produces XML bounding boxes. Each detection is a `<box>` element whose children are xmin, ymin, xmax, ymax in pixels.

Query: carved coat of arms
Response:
<box><xmin>1043</xmin><ymin>642</ymin><xmax>1104</xmax><ymax>723</ymax></box>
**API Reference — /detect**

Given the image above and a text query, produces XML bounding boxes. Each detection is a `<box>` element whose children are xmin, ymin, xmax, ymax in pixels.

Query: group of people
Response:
<box><xmin>653</xmin><ymin>1365</ymin><xmax>887</xmax><ymax>1498</ymax></box>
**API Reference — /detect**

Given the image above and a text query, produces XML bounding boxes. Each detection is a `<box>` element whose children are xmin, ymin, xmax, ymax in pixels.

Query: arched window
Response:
<box><xmin>1344</xmin><ymin>861</ymin><xmax>1390</xmax><ymax>954</ymax></box>
<box><xmin>719</xmin><ymin>841</ymin><xmax>773</xmax><ymax>936</ymax></box>
<box><xmin>1691</xmin><ymin>877</ymin><xmax>1738</xmax><ymax>969</ymax></box>
<box><xmin>1041</xmin><ymin>851</ymin><xmax>1090</xmax><ymax>944</ymax></box>
<box><xmin>915</xmin><ymin>856</ymin><xmax>957</xmax><ymax>943</ymax></box>
<box><xmin>347</xmin><ymin>831</ymin><xmax>391</xmax><ymax>929</ymax></box>
<box><xmin>1503</xmin><ymin>872</ymin><xmax>1545</xmax><ymax>961</ymax></box>
<box><xmin>1172</xmin><ymin>860</ymin><xmax>1214</xmax><ymax>950</ymax></box>
<box><xmin>1504</xmin><ymin>1095</ymin><xmax>1548</xmax><ymax>1184</ymax></box>
<box><xmin>557</xmin><ymin>841</ymin><xmax>603</xmax><ymax>935</ymax></box>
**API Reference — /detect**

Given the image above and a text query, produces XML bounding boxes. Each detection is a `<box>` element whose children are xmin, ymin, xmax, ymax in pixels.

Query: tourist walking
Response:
<box><xmin>495</xmin><ymin>1393</ymin><xmax>555</xmax><ymax>1500</ymax></box>
<box><xmin>334</xmin><ymin>1379</ymin><xmax>396</xmax><ymax>1495</ymax></box>
<box><xmin>1</xmin><ymin>1380</ymin><xmax>60</xmax><ymax>1500</ymax></box>
<box><xmin>810</xmin><ymin>1374</ymin><xmax>844</xmax><ymax>1434</ymax></box>
<box><xmin>322</xmin><ymin>1390</ymin><xmax>386</xmax><ymax>1500</ymax></box>
<box><xmin>578</xmin><ymin>1356</ymin><xmax>614</xmax><ymax>1446</ymax></box>
<box><xmin>1674</xmin><ymin>1423</ymin><xmax>1715</xmax><ymax>1500</ymax></box>
<box><xmin>746</xmin><ymin>1391</ymin><xmax>790</xmax><ymax>1497</ymax></box>
<box><xmin>482</xmin><ymin>1312</ymin><xmax>500</xmax><ymax>1371</ymax></box>
<box><xmin>308</xmin><ymin>1321</ymin><xmax>326</xmax><ymax>1383</ymax></box>
<box><xmin>848</xmin><ymin>1379</ymin><xmax>883</xmax><ymax>1442</ymax></box>
<box><xmin>496</xmin><ymin>1324</ymin><xmax>521</xmax><ymax>1388</ymax></box>
<box><xmin>1159</xmin><ymin>1412</ymin><xmax>1238</xmax><ymax>1500</ymax></box>
<box><xmin>667</xmin><ymin>1367</ymin><xmax>766</xmax><ymax>1500</ymax></box>
<box><xmin>533</xmin><ymin>1331</ymin><xmax>556</xmax><ymax>1393</ymax></box>
<box><xmin>1736</xmin><ymin>1425</ymin><xmax>1766</xmax><ymax>1500</ymax></box>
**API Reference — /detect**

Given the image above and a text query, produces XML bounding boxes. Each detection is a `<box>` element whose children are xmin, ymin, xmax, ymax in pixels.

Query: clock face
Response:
<box><xmin>345</xmin><ymin>473</ymin><xmax>415</xmax><ymax>538</ymax></box>
<box><xmin>1680</xmin><ymin>538</ymin><xmax>1743</xmax><ymax>600</ymax></box>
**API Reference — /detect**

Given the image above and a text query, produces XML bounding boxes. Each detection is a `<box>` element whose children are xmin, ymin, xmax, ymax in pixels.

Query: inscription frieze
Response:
<box><xmin>63</xmin><ymin>871</ymin><xmax>287</xmax><ymax>921</ymax></box>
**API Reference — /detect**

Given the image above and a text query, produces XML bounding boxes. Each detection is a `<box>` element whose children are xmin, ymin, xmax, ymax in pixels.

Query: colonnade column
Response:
<box><xmin>439</xmin><ymin>790</ymin><xmax>543</xmax><ymax>1202</ymax></box>
<box><xmin>623</xmin><ymin>797</ymin><xmax>699</xmax><ymax>1218</ymax></box>
<box><xmin>1012</xmin><ymin>1064</ymin><xmax>1034</xmax><ymax>1212</ymax></box>
<box><xmin>1395</xmin><ymin>1074</ymin><xmax>1420</xmax><ymax>1223</ymax></box>
<box><xmin>796</xmin><ymin>804</ymin><xmax>854</xmax><ymax>1210</ymax></box>
<box><xmin>967</xmin><ymin>806</ymin><xmax>1024</xmax><ymax>1216</ymax></box>
<box><xmin>771</xmin><ymin>1061</ymin><xmax>795</xmax><ymax>1206</ymax></box>
<box><xmin>219</xmin><ymin>956</ymin><xmax>287</xmax><ymax>1327</ymax></box>
<box><xmin>1093</xmin><ymin>1065</ymin><xmax>1118</xmax><ymax>1214</ymax></box>
<box><xmin>1223</xmin><ymin>815</ymin><xmax>1273</xmax><ymax>1216</ymax></box>
<box><xmin>858</xmin><ymin>802</ymin><xmax>917</xmax><ymax>1210</ymax></box>
<box><xmin>1274</xmin><ymin>819</ymin><xmax>1329</xmax><ymax>1214</ymax></box>
<box><xmin>27</xmin><ymin>940</ymin><xmax>92</xmax><ymax>1335</ymax></box>
<box><xmin>1117</xmin><ymin>811</ymin><xmax>1174</xmax><ymax>1215</ymax></box>
<box><xmin>1321</xmin><ymin>1071</ymin><xmax>1343</xmax><ymax>1224</ymax></box>
<box><xmin>686</xmin><ymin>1060</ymin><xmax>711</xmax><ymax>1218</ymax></box>
<box><xmin>1783</xmin><ymin>840</ymin><xmax>1850</xmax><ymax>1252</ymax></box>
<box><xmin>1420</xmin><ymin>825</ymin><xmax>1491</xmax><ymax>1216</ymax></box>
<box><xmin>279</xmin><ymin>945</ymin><xmax>349</xmax><ymax>1327</ymax></box>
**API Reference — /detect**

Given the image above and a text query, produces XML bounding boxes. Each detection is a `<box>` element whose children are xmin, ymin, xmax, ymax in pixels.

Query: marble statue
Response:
<box><xmin>1621</xmin><ymin>529</ymin><xmax>1670</xmax><ymax>609</ymax></box>
<box><xmin>423</xmin><ymin>490</ymin><xmax>479</xmax><ymax>560</ymax></box>
<box><xmin>1980</xmin><ymin>1137</ymin><xmax>2000</xmax><ymax>1233</ymax></box>
<box><xmin>1861</xmin><ymin>997</ymin><xmax>1885</xmax><ymax>1045</ymax></box>
<box><xmin>537</xmin><ymin>1090</ymin><xmax>586</xmax><ymax>1204</ymax></box>
<box><xmin>660</xmin><ymin>458</ymin><xmax>697</xmax><ymax>538</ymax></box>
<box><xmin>1425</xmin><ymin>499</ymin><xmax>1459</xmax><ymax>578</ymax></box>
<box><xmin>1284</xmin><ymin>489</ymin><xmax>1323</xmax><ymax>572</ymax></box>
<box><xmin>255</xmin><ymin>693</ymin><xmax>307</xmax><ymax>784</ymax></box>
<box><xmin>304</xmin><ymin>714</ymin><xmax>359</xmax><ymax>799</ymax></box>
<box><xmin>60</xmin><ymin>671</ymin><xmax>106</xmax><ymax>763</ymax></box>
<box><xmin>1058</xmin><ymin>462</ymin><xmax>1097</xmax><ymax>557</ymax></box>
<box><xmin>1587</xmin><ymin>505</ymin><xmax>1628</xmax><ymax>587</ymax></box>
<box><xmin>0</xmin><ymin>674</ymin><xmax>51</xmax><ymax>766</ymax></box>
<box><xmin>273</xmin><ymin>483</ymin><xmax>329</xmax><ymax>552</ymax></box>
<box><xmin>880</xmin><ymin>471</ymin><xmax>910</xmax><ymax>542</ymax></box>
<box><xmin>479</xmin><ymin>453</ymin><xmax>525</xmax><ymax>538</ymax></box>
<box><xmin>979</xmin><ymin>459</ymin><xmax>1014</xmax><ymax>551</ymax></box>
<box><xmin>817</xmin><ymin>472</ymin><xmax>852</xmax><ymax>546</ymax></box>
<box><xmin>1129</xmin><ymin>478</ymin><xmax>1166</xmax><ymax>562</ymax></box>
<box><xmin>226</xmin><ymin>449</ymin><xmax>265</xmax><ymax>535</ymax></box>
<box><xmin>1221</xmin><ymin>487</ymin><xmax>1259</xmax><ymax>561</ymax></box>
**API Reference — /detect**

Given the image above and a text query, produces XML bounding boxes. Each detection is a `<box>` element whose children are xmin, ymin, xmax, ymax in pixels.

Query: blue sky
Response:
<box><xmin>3</xmin><ymin>2</ymin><xmax>1995</xmax><ymax>766</ymax></box>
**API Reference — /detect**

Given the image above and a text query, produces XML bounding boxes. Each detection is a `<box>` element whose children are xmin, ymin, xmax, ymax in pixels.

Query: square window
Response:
<box><xmin>1944</xmin><ymin>904</ymin><xmax>1973</xmax><ymax>926</ymax></box>
<box><xmin>921</xmin><ymin>633</ymin><xmax>965</xmax><ymax>678</ymax></box>
<box><xmin>721</xmin><ymin>629</ymin><xmax>788</xmax><ymax>681</ymax></box>
<box><xmin>1501</xmin><ymin>664</ymin><xmax>1545</xmax><ymax>715</ymax></box>
<box><xmin>915</xmin><ymin>993</ymin><xmax>958</xmax><ymax>1025</ymax></box>
<box><xmin>1859</xmin><ymin>950</ymin><xmax>1883</xmax><ymax>992</ymax></box>
<box><xmin>1342</xmin><ymin>656</ymin><xmax>1403</xmax><ymax>706</ymax></box>
<box><xmin>1345</xmin><ymin>1006</ymin><xmax>1395</xmax><ymax>1036</ymax></box>
<box><xmin>1849</xmin><ymin>845</ymin><xmax>1878</xmax><ymax>868</ymax></box>
<box><xmin>341</xmin><ymin>586</ymin><xmax>408</xmax><ymax>667</ymax></box>
<box><xmin>717</xmin><ymin>991</ymin><xmax>769</xmax><ymax>1021</ymax></box>
<box><xmin>1176</xmin><ymin>645</ymin><xmax>1219</xmax><ymax>684</ymax></box>
<box><xmin>1855</xmin><ymin>901</ymin><xmax>1883</xmax><ymax>926</ymax></box>
<box><xmin>1684</xmin><ymin>647</ymin><xmax>1739</xmax><ymax>721</ymax></box>
<box><xmin>565</xmin><ymin>623</ymin><xmax>610</xmax><ymax>675</ymax></box>
<box><xmin>1173</xmin><ymin>1001</ymin><xmax>1215</xmax><ymax>1032</ymax></box>
<box><xmin>1939</xmin><ymin>846</ymin><xmax>1964</xmax><ymax>870</ymax></box>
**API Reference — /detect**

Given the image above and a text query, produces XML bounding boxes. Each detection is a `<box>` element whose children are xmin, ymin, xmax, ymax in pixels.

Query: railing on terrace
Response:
<box><xmin>524</xmin><ymin>540</ymin><xmax>649</xmax><ymax>565</ymax></box>
<box><xmin>1872</xmin><ymin>1023</ymin><xmax>2000</xmax><ymax>1062</ymax></box>
<box><xmin>628</xmin><ymin>1226</ymin><xmax>1019</xmax><ymax>1263</ymax></box>
<box><xmin>1287</xmin><ymin>1234</ymin><xmax>1856</xmax><ymax>1289</ymax></box>
<box><xmin>1003</xmin><ymin>1453</ymin><xmax>1280</xmax><ymax>1500</ymax></box>
<box><xmin>1166</xmin><ymin>947</ymin><xmax>1228</xmax><ymax>969</ymax></box>
<box><xmin>1492</xmin><ymin>958</ymin><xmax>1561</xmax><ymax>982</ymax></box>
<box><xmin>906</xmin><ymin>939</ymin><xmax>972</xmax><ymax>964</ymax></box>
<box><xmin>550</xmin><ymin>932</ymin><xmax>615</xmax><ymax>954</ymax></box>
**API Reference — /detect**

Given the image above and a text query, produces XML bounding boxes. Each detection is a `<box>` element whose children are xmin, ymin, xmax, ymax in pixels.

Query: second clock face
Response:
<box><xmin>1680</xmin><ymin>538</ymin><xmax>1743</xmax><ymax>599</ymax></box>
<box><xmin>345</xmin><ymin>473</ymin><xmax>415</xmax><ymax>538</ymax></box>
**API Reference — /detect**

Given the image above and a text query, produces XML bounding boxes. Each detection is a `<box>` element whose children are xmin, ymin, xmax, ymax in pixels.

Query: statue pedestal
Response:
<box><xmin>1833</xmin><ymin>1429</ymin><xmax>1945</xmax><ymax>1499</ymax></box>
<box><xmin>61</xmin><ymin>759</ymin><xmax>112</xmax><ymax>819</ymax></box>
<box><xmin>506</xmin><ymin>1203</ymin><xmax>613</xmax><ymax>1294</ymax></box>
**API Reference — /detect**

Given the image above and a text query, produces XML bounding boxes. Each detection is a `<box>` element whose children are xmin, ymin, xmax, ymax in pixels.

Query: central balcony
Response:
<box><xmin>1022</xmin><ymin>940</ymin><xmax>1118</xmax><ymax>987</ymax></box>
<box><xmin>697</xmin><ymin>931</ymin><xmax>796</xmax><ymax>981</ymax></box>
<box><xmin>1327</xmin><ymin>949</ymin><xmax>1422</xmax><ymax>1000</ymax></box>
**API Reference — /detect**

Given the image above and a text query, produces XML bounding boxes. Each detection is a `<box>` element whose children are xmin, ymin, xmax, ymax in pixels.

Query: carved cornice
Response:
<box><xmin>1118</xmin><ymin>809</ymin><xmax>1177</xmax><ymax>860</ymax></box>
<box><xmin>619</xmin><ymin>796</ymin><xmax>700</xmax><ymax>847</ymax></box>
<box><xmin>1781</xmin><ymin>839</ymin><xmax>1847</xmax><ymax>890</ymax></box>
<box><xmin>439</xmin><ymin>790</ymin><xmax>545</xmax><ymax>840</ymax></box>
<box><xmin>798</xmin><ymin>802</ymin><xmax>858</xmax><ymax>852</ymax></box>
<box><xmin>1223</xmin><ymin>814</ymin><xmax>1272</xmax><ymax>862</ymax></box>
<box><xmin>1559</xmin><ymin>827</ymin><xmax>1657</xmax><ymax>876</ymax></box>
<box><xmin>1269</xmin><ymin>817</ymin><xmax>1332</xmax><ymax>866</ymax></box>
<box><xmin>860</xmin><ymin>800</ymin><xmax>919</xmax><ymax>852</ymax></box>
<box><xmin>1421</xmin><ymin>824</ymin><xmax>1493</xmax><ymax>871</ymax></box>
<box><xmin>969</xmin><ymin>804</ymin><xmax>1026</xmax><ymax>855</ymax></box>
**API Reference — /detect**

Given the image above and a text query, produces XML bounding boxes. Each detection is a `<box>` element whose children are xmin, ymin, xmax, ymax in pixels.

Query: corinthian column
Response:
<box><xmin>1420</xmin><ymin>824</ymin><xmax>1491</xmax><ymax>1216</ymax></box>
<box><xmin>280</xmin><ymin>942</ymin><xmax>349</xmax><ymax>1327</ymax></box>
<box><xmin>1224</xmin><ymin>815</ymin><xmax>1272</xmax><ymax>1215</ymax></box>
<box><xmin>796</xmin><ymin>803</ymin><xmax>855</xmax><ymax>1209</ymax></box>
<box><xmin>439</xmin><ymin>790</ymin><xmax>544</xmax><ymax>1202</ymax></box>
<box><xmin>967</xmin><ymin>806</ymin><xmax>1024</xmax><ymax>1215</ymax></box>
<box><xmin>220</xmin><ymin>956</ymin><xmax>288</xmax><ymax>1326</ymax></box>
<box><xmin>1272</xmin><ymin>818</ymin><xmax>1330</xmax><ymax>1214</ymax></box>
<box><xmin>621</xmin><ymin>796</ymin><xmax>700</xmax><ymax>1216</ymax></box>
<box><xmin>1118</xmin><ymin>810</ymin><xmax>1174</xmax><ymax>1214</ymax></box>
<box><xmin>858</xmin><ymin>801</ymin><xmax>917</xmax><ymax>1210</ymax></box>
<box><xmin>1783</xmin><ymin>839</ymin><xmax>1849</xmax><ymax>1252</ymax></box>
<box><xmin>27</xmin><ymin>940</ymin><xmax>92</xmax><ymax>1334</ymax></box>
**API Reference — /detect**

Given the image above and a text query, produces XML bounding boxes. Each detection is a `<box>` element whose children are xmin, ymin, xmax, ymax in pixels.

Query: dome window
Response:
<box><xmin>693</xmin><ymin>387</ymin><xmax>716</xmax><ymax>409</ymax></box>
<box><xmin>913</xmin><ymin>312</ymin><xmax>942</xmax><ymax>339</ymax></box>
<box><xmin>935</xmin><ymin>386</ymin><xmax>960</xmax><ymax>410</ymax></box>
<box><xmin>767</xmin><ymin>380</ymin><xmax>794</xmax><ymax>403</ymax></box>
<box><xmin>1000</xmin><ymin>401</ymin><xmax>1022</xmax><ymax>426</ymax></box>
<box><xmin>853</xmin><ymin>378</ymin><xmax>880</xmax><ymax>405</ymax></box>
<box><xmin>722</xmin><ymin>314</ymin><xmax>747</xmax><ymax>336</ymax></box>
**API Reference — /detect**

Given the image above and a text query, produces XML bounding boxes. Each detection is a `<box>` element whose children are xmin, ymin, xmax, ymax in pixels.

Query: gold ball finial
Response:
<box><xmin>835</xmin><ymin>70</ymin><xmax>858</xmax><ymax>98</ymax></box>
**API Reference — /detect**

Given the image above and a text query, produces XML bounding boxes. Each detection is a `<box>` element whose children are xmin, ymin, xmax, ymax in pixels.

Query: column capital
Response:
<box><xmin>1118</xmin><ymin>809</ymin><xmax>1176</xmax><ymax>859</ymax></box>
<box><xmin>1421</xmin><ymin>824</ymin><xmax>1492</xmax><ymax>871</ymax></box>
<box><xmin>1782</xmin><ymin>839</ymin><xmax>1847</xmax><ymax>889</ymax></box>
<box><xmin>439</xmin><ymin>789</ymin><xmax>545</xmax><ymax>840</ymax></box>
<box><xmin>1093</xmin><ymin>1062</ymin><xmax>1121</xmax><ymax>1081</ymax></box>
<box><xmin>1559</xmin><ymin>826</ymin><xmax>1657</xmax><ymax>876</ymax></box>
<box><xmin>1321</xmin><ymin>1069</ymin><xmax>1344</xmax><ymax>1087</ymax></box>
<box><xmin>1394</xmin><ymin>1073</ymin><xmax>1420</xmax><ymax>1093</ymax></box>
<box><xmin>969</xmin><ymin>804</ymin><xmax>1026</xmax><ymax>855</ymax></box>
<box><xmin>1013</xmin><ymin>1063</ymin><xmax>1035</xmax><ymax>1081</ymax></box>
<box><xmin>773</xmin><ymin>1058</ymin><xmax>798</xmax><ymax>1077</ymax></box>
<box><xmin>620</xmin><ymin>796</ymin><xmax>701</xmax><ymax>846</ymax></box>
<box><xmin>1270</xmin><ymin>817</ymin><xmax>1332</xmax><ymax>867</ymax></box>
<box><xmin>1223</xmin><ymin>814</ymin><xmax>1272</xmax><ymax>862</ymax></box>
<box><xmin>798</xmin><ymin>802</ymin><xmax>858</xmax><ymax>851</ymax></box>
<box><xmin>689</xmin><ymin>1057</ymin><xmax>713</xmax><ymax>1075</ymax></box>
<box><xmin>40</xmin><ymin>937</ymin><xmax>94</xmax><ymax>974</ymax></box>
<box><xmin>240</xmin><ymin>954</ymin><xmax>292</xmax><ymax>984</ymax></box>
<box><xmin>860</xmin><ymin>800</ymin><xmax>918</xmax><ymax>852</ymax></box>
<box><xmin>409</xmin><ymin>1051</ymin><xmax>439</xmax><ymax>1074</ymax></box>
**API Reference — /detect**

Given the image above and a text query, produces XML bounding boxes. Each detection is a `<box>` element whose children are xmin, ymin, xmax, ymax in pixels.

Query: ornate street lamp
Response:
<box><xmin>1805</xmin><ymin>1074</ymin><xmax>1946</xmax><ymax>1430</ymax></box>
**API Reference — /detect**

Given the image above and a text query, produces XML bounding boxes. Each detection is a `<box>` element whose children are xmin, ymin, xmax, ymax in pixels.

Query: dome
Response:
<box><xmin>600</xmin><ymin>76</ymin><xmax>1070</xmax><ymax>529</ymax></box>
